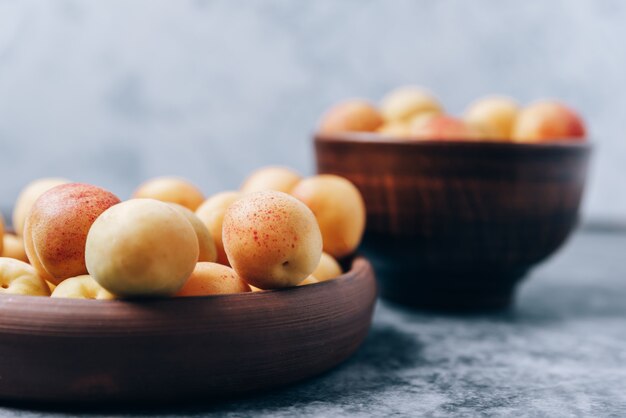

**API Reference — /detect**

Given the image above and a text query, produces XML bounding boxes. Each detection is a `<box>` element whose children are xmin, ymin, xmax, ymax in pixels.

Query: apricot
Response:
<box><xmin>380</xmin><ymin>86</ymin><xmax>443</xmax><ymax>123</ymax></box>
<box><xmin>298</xmin><ymin>275</ymin><xmax>319</xmax><ymax>286</ymax></box>
<box><xmin>377</xmin><ymin>122</ymin><xmax>411</xmax><ymax>138</ymax></box>
<box><xmin>175</xmin><ymin>262</ymin><xmax>250</xmax><ymax>297</ymax></box>
<box><xmin>2</xmin><ymin>233</ymin><xmax>28</xmax><ymax>262</ymax></box>
<box><xmin>240</xmin><ymin>166</ymin><xmax>302</xmax><ymax>194</ymax></box>
<box><xmin>313</xmin><ymin>252</ymin><xmax>342</xmax><ymax>282</ymax></box>
<box><xmin>408</xmin><ymin>112</ymin><xmax>439</xmax><ymax>133</ymax></box>
<box><xmin>85</xmin><ymin>199</ymin><xmax>199</xmax><ymax>297</ymax></box>
<box><xmin>291</xmin><ymin>175</ymin><xmax>365</xmax><ymax>258</ymax></box>
<box><xmin>0</xmin><ymin>257</ymin><xmax>50</xmax><ymax>296</ymax></box>
<box><xmin>464</xmin><ymin>96</ymin><xmax>519</xmax><ymax>140</ymax></box>
<box><xmin>51</xmin><ymin>275</ymin><xmax>115</xmax><ymax>300</ymax></box>
<box><xmin>0</xmin><ymin>213</ymin><xmax>4</xmax><ymax>255</ymax></box>
<box><xmin>512</xmin><ymin>100</ymin><xmax>586</xmax><ymax>142</ymax></box>
<box><xmin>46</xmin><ymin>281</ymin><xmax>56</xmax><ymax>293</ymax></box>
<box><xmin>168</xmin><ymin>203</ymin><xmax>217</xmax><ymax>263</ymax></box>
<box><xmin>411</xmin><ymin>115</ymin><xmax>478</xmax><ymax>140</ymax></box>
<box><xmin>24</xmin><ymin>183</ymin><xmax>121</xmax><ymax>285</ymax></box>
<box><xmin>12</xmin><ymin>178</ymin><xmax>70</xmax><ymax>237</ymax></box>
<box><xmin>195</xmin><ymin>191</ymin><xmax>242</xmax><ymax>265</ymax></box>
<box><xmin>133</xmin><ymin>177</ymin><xmax>205</xmax><ymax>211</ymax></box>
<box><xmin>222</xmin><ymin>191</ymin><xmax>322</xmax><ymax>289</ymax></box>
<box><xmin>318</xmin><ymin>99</ymin><xmax>384</xmax><ymax>134</ymax></box>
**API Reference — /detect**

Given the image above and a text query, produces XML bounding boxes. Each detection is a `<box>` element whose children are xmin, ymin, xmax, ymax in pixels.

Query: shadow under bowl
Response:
<box><xmin>315</xmin><ymin>133</ymin><xmax>591</xmax><ymax>311</ymax></box>
<box><xmin>0</xmin><ymin>257</ymin><xmax>376</xmax><ymax>404</ymax></box>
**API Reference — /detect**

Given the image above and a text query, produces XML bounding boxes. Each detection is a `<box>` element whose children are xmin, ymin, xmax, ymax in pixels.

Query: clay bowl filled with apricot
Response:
<box><xmin>0</xmin><ymin>173</ymin><xmax>375</xmax><ymax>403</ymax></box>
<box><xmin>0</xmin><ymin>256</ymin><xmax>375</xmax><ymax>403</ymax></box>
<box><xmin>315</xmin><ymin>133</ymin><xmax>590</xmax><ymax>311</ymax></box>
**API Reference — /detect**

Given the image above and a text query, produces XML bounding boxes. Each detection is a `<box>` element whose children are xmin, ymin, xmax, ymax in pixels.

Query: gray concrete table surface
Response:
<box><xmin>1</xmin><ymin>228</ymin><xmax>625</xmax><ymax>417</ymax></box>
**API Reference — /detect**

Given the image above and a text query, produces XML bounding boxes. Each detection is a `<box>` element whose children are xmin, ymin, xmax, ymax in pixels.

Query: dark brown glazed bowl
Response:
<box><xmin>0</xmin><ymin>257</ymin><xmax>376</xmax><ymax>404</ymax></box>
<box><xmin>315</xmin><ymin>133</ymin><xmax>591</xmax><ymax>311</ymax></box>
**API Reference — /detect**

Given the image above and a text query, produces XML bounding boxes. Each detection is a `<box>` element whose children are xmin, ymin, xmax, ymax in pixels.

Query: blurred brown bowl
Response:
<box><xmin>315</xmin><ymin>133</ymin><xmax>591</xmax><ymax>311</ymax></box>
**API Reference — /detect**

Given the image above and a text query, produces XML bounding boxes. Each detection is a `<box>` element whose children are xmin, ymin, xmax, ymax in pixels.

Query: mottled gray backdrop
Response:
<box><xmin>0</xmin><ymin>0</ymin><xmax>623</xmax><ymax>221</ymax></box>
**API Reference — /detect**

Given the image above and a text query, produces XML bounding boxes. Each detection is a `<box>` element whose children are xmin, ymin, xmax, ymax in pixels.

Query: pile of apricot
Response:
<box><xmin>318</xmin><ymin>86</ymin><xmax>587</xmax><ymax>142</ymax></box>
<box><xmin>0</xmin><ymin>168</ymin><xmax>365</xmax><ymax>300</ymax></box>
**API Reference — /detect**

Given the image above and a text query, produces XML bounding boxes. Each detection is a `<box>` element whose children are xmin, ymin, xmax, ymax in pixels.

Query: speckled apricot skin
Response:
<box><xmin>175</xmin><ymin>262</ymin><xmax>250</xmax><ymax>296</ymax></box>
<box><xmin>291</xmin><ymin>175</ymin><xmax>366</xmax><ymax>259</ymax></box>
<box><xmin>23</xmin><ymin>183</ymin><xmax>121</xmax><ymax>285</ymax></box>
<box><xmin>222</xmin><ymin>191</ymin><xmax>322</xmax><ymax>289</ymax></box>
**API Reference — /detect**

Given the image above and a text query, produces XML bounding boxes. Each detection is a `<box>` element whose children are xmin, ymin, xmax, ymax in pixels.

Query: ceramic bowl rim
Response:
<box><xmin>315</xmin><ymin>132</ymin><xmax>591</xmax><ymax>151</ymax></box>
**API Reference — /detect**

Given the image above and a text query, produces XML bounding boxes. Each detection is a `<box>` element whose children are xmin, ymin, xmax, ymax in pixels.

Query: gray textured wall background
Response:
<box><xmin>0</xmin><ymin>0</ymin><xmax>623</xmax><ymax>220</ymax></box>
